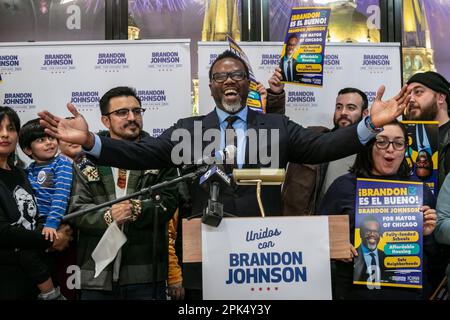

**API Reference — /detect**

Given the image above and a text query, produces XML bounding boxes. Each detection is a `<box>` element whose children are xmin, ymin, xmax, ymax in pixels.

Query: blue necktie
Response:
<box><xmin>287</xmin><ymin>60</ymin><xmax>292</xmax><ymax>81</ymax></box>
<box><xmin>224</xmin><ymin>116</ymin><xmax>238</xmax><ymax>173</ymax></box>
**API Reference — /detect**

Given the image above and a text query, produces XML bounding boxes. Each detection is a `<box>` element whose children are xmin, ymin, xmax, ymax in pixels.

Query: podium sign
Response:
<box><xmin>201</xmin><ymin>216</ymin><xmax>332</xmax><ymax>300</ymax></box>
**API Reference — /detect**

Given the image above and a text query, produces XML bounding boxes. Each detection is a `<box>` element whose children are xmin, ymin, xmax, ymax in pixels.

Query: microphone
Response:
<box><xmin>198</xmin><ymin>165</ymin><xmax>232</xmax><ymax>227</ymax></box>
<box><xmin>199</xmin><ymin>165</ymin><xmax>231</xmax><ymax>192</ymax></box>
<box><xmin>181</xmin><ymin>145</ymin><xmax>237</xmax><ymax>172</ymax></box>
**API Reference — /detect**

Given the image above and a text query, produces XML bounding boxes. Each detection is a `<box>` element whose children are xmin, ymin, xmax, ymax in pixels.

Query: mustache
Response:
<box><xmin>408</xmin><ymin>101</ymin><xmax>420</xmax><ymax>109</ymax></box>
<box><xmin>337</xmin><ymin>115</ymin><xmax>350</xmax><ymax>122</ymax></box>
<box><xmin>124</xmin><ymin>121</ymin><xmax>140</xmax><ymax>128</ymax></box>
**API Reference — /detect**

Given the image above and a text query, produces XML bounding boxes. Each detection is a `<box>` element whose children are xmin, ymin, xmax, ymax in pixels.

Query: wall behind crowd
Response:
<box><xmin>0</xmin><ymin>40</ymin><xmax>192</xmax><ymax>165</ymax></box>
<box><xmin>198</xmin><ymin>42</ymin><xmax>401</xmax><ymax>128</ymax></box>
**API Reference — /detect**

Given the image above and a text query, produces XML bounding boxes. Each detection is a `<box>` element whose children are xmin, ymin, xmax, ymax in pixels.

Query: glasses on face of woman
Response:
<box><xmin>375</xmin><ymin>137</ymin><xmax>406</xmax><ymax>151</ymax></box>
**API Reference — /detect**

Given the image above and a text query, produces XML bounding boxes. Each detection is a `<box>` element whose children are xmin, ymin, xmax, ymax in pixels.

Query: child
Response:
<box><xmin>19</xmin><ymin>118</ymin><xmax>73</xmax><ymax>299</ymax></box>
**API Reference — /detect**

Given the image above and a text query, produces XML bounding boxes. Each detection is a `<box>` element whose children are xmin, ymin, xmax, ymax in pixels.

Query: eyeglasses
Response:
<box><xmin>375</xmin><ymin>137</ymin><xmax>406</xmax><ymax>151</ymax></box>
<box><xmin>364</xmin><ymin>230</ymin><xmax>380</xmax><ymax>236</ymax></box>
<box><xmin>211</xmin><ymin>71</ymin><xmax>247</xmax><ymax>83</ymax></box>
<box><xmin>103</xmin><ymin>107</ymin><xmax>146</xmax><ymax>118</ymax></box>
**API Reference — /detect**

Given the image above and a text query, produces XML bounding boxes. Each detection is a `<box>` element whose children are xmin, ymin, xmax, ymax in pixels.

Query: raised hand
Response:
<box><xmin>370</xmin><ymin>85</ymin><xmax>411</xmax><ymax>127</ymax></box>
<box><xmin>255</xmin><ymin>82</ymin><xmax>267</xmax><ymax>102</ymax></box>
<box><xmin>38</xmin><ymin>103</ymin><xmax>94</xmax><ymax>149</ymax></box>
<box><xmin>268</xmin><ymin>67</ymin><xmax>284</xmax><ymax>94</ymax></box>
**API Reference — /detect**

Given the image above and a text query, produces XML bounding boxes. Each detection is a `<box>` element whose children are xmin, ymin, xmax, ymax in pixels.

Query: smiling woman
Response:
<box><xmin>319</xmin><ymin>120</ymin><xmax>438</xmax><ymax>300</ymax></box>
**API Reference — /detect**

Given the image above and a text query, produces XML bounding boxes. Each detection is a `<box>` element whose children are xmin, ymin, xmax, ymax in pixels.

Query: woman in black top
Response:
<box><xmin>320</xmin><ymin>120</ymin><xmax>437</xmax><ymax>300</ymax></box>
<box><xmin>0</xmin><ymin>106</ymin><xmax>71</xmax><ymax>299</ymax></box>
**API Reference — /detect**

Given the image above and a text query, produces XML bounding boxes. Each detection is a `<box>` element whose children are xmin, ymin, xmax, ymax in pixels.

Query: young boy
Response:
<box><xmin>19</xmin><ymin>118</ymin><xmax>73</xmax><ymax>299</ymax></box>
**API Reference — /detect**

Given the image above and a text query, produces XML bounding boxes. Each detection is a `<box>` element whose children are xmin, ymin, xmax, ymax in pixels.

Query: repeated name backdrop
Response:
<box><xmin>198</xmin><ymin>42</ymin><xmax>401</xmax><ymax>128</ymax></box>
<box><xmin>0</xmin><ymin>40</ymin><xmax>192</xmax><ymax>138</ymax></box>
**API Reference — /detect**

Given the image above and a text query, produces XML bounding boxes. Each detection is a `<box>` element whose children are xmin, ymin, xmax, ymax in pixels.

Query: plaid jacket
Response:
<box><xmin>69</xmin><ymin>147</ymin><xmax>178</xmax><ymax>290</ymax></box>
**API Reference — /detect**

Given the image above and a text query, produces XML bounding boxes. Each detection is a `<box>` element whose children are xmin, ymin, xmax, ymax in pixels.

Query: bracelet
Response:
<box><xmin>365</xmin><ymin>116</ymin><xmax>383</xmax><ymax>133</ymax></box>
<box><xmin>130</xmin><ymin>199</ymin><xmax>142</xmax><ymax>222</ymax></box>
<box><xmin>103</xmin><ymin>208</ymin><xmax>113</xmax><ymax>225</ymax></box>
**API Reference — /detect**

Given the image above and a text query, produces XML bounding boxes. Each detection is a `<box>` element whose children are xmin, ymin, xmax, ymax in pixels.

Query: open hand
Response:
<box><xmin>38</xmin><ymin>103</ymin><xmax>93</xmax><ymax>149</ymax></box>
<box><xmin>370</xmin><ymin>85</ymin><xmax>411</xmax><ymax>127</ymax></box>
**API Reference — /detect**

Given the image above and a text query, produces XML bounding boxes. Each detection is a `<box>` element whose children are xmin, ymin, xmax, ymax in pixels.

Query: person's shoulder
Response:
<box><xmin>55</xmin><ymin>153</ymin><xmax>72</xmax><ymax>163</ymax></box>
<box><xmin>334</xmin><ymin>172</ymin><xmax>356</xmax><ymax>185</ymax></box>
<box><xmin>11</xmin><ymin>165</ymin><xmax>27</xmax><ymax>177</ymax></box>
<box><xmin>74</xmin><ymin>154</ymin><xmax>101</xmax><ymax>182</ymax></box>
<box><xmin>174</xmin><ymin>114</ymin><xmax>209</xmax><ymax>129</ymax></box>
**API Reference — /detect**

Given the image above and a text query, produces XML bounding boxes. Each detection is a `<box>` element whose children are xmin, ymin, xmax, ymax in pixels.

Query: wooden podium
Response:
<box><xmin>182</xmin><ymin>215</ymin><xmax>350</xmax><ymax>262</ymax></box>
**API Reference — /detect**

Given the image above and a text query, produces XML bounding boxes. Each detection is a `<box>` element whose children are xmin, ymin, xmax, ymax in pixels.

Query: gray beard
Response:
<box><xmin>221</xmin><ymin>96</ymin><xmax>243</xmax><ymax>114</ymax></box>
<box><xmin>366</xmin><ymin>242</ymin><xmax>377</xmax><ymax>251</ymax></box>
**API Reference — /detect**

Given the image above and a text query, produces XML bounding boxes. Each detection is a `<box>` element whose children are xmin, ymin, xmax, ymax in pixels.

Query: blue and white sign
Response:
<box><xmin>202</xmin><ymin>216</ymin><xmax>332</xmax><ymax>300</ymax></box>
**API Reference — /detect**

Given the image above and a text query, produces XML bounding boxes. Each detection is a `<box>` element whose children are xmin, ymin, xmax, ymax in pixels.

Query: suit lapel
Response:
<box><xmin>201</xmin><ymin>110</ymin><xmax>221</xmax><ymax>159</ymax></box>
<box><xmin>244</xmin><ymin>109</ymin><xmax>263</xmax><ymax>169</ymax></box>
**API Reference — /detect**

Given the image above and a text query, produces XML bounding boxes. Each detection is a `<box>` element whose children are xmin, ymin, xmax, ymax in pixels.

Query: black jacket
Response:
<box><xmin>0</xmin><ymin>166</ymin><xmax>51</xmax><ymax>299</ymax></box>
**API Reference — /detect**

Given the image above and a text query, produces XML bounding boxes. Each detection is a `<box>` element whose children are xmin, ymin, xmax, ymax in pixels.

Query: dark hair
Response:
<box><xmin>287</xmin><ymin>33</ymin><xmax>299</xmax><ymax>43</ymax></box>
<box><xmin>18</xmin><ymin>118</ymin><xmax>47</xmax><ymax>152</ymax></box>
<box><xmin>0</xmin><ymin>106</ymin><xmax>21</xmax><ymax>166</ymax></box>
<box><xmin>208</xmin><ymin>50</ymin><xmax>250</xmax><ymax>82</ymax></box>
<box><xmin>359</xmin><ymin>215</ymin><xmax>381</xmax><ymax>239</ymax></box>
<box><xmin>350</xmin><ymin>120</ymin><xmax>410</xmax><ymax>178</ymax></box>
<box><xmin>338</xmin><ymin>87</ymin><xmax>369</xmax><ymax>110</ymax></box>
<box><xmin>0</xmin><ymin>106</ymin><xmax>20</xmax><ymax>134</ymax></box>
<box><xmin>99</xmin><ymin>86</ymin><xmax>141</xmax><ymax>115</ymax></box>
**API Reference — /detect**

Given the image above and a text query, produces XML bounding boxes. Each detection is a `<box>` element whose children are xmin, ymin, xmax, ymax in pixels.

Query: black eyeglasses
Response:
<box><xmin>103</xmin><ymin>107</ymin><xmax>146</xmax><ymax>118</ymax></box>
<box><xmin>375</xmin><ymin>137</ymin><xmax>406</xmax><ymax>151</ymax></box>
<box><xmin>211</xmin><ymin>71</ymin><xmax>247</xmax><ymax>83</ymax></box>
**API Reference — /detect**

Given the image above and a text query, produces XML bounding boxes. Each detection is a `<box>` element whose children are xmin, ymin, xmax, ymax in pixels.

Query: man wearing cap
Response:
<box><xmin>406</xmin><ymin>71</ymin><xmax>450</xmax><ymax>191</ymax></box>
<box><xmin>406</xmin><ymin>71</ymin><xmax>450</xmax><ymax>299</ymax></box>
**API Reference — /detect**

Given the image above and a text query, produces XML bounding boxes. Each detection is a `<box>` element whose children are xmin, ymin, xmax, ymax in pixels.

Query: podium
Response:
<box><xmin>183</xmin><ymin>215</ymin><xmax>350</xmax><ymax>262</ymax></box>
<box><xmin>182</xmin><ymin>215</ymin><xmax>349</xmax><ymax>300</ymax></box>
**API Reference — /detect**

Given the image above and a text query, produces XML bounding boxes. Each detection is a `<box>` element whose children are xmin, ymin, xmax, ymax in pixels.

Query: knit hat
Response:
<box><xmin>407</xmin><ymin>71</ymin><xmax>450</xmax><ymax>106</ymax></box>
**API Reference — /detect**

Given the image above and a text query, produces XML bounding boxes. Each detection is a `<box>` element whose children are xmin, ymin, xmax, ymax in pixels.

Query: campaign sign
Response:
<box><xmin>202</xmin><ymin>216</ymin><xmax>332</xmax><ymax>300</ymax></box>
<box><xmin>280</xmin><ymin>7</ymin><xmax>331</xmax><ymax>86</ymax></box>
<box><xmin>401</xmin><ymin>121</ymin><xmax>439</xmax><ymax>195</ymax></box>
<box><xmin>226</xmin><ymin>35</ymin><xmax>265</xmax><ymax>113</ymax></box>
<box><xmin>354</xmin><ymin>178</ymin><xmax>424</xmax><ymax>289</ymax></box>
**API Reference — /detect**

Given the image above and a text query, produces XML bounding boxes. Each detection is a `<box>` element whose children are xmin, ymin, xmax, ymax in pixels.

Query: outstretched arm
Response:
<box><xmin>369</xmin><ymin>85</ymin><xmax>411</xmax><ymax>127</ymax></box>
<box><xmin>38</xmin><ymin>103</ymin><xmax>94</xmax><ymax>150</ymax></box>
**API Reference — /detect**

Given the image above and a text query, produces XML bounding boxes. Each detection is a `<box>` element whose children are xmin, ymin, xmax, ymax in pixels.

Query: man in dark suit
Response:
<box><xmin>354</xmin><ymin>215</ymin><xmax>386</xmax><ymax>285</ymax></box>
<box><xmin>39</xmin><ymin>50</ymin><xmax>410</xmax><ymax>298</ymax></box>
<box><xmin>280</xmin><ymin>33</ymin><xmax>299</xmax><ymax>82</ymax></box>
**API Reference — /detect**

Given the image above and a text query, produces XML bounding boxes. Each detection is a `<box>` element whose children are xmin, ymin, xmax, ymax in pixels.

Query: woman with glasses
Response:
<box><xmin>319</xmin><ymin>120</ymin><xmax>437</xmax><ymax>300</ymax></box>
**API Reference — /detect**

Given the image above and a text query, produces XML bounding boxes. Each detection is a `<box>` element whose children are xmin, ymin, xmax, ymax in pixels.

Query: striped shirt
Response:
<box><xmin>27</xmin><ymin>154</ymin><xmax>73</xmax><ymax>229</ymax></box>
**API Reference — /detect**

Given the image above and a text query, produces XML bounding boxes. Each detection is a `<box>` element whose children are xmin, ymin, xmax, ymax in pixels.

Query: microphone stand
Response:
<box><xmin>189</xmin><ymin>181</ymin><xmax>236</xmax><ymax>227</ymax></box>
<box><xmin>62</xmin><ymin>165</ymin><xmax>209</xmax><ymax>299</ymax></box>
<box><xmin>63</xmin><ymin>166</ymin><xmax>208</xmax><ymax>221</ymax></box>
